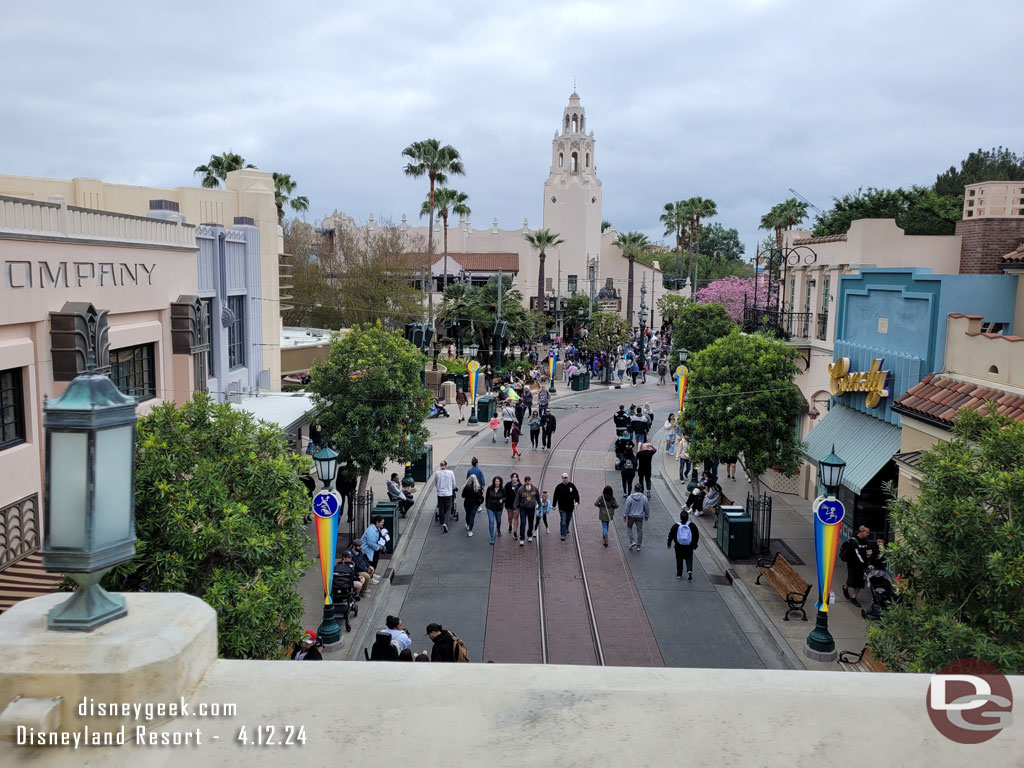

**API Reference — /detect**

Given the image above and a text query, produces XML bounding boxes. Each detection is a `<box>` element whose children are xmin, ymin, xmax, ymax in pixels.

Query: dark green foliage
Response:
<box><xmin>813</xmin><ymin>186</ymin><xmax>962</xmax><ymax>236</ymax></box>
<box><xmin>869</xmin><ymin>409</ymin><xmax>1024</xmax><ymax>673</ymax></box>
<box><xmin>309</xmin><ymin>323</ymin><xmax>431</xmax><ymax>489</ymax></box>
<box><xmin>104</xmin><ymin>394</ymin><xmax>312</xmax><ymax>659</ymax></box>
<box><xmin>668</xmin><ymin>302</ymin><xmax>735</xmax><ymax>357</ymax></box>
<box><xmin>934</xmin><ymin>146</ymin><xmax>1024</xmax><ymax>197</ymax></box>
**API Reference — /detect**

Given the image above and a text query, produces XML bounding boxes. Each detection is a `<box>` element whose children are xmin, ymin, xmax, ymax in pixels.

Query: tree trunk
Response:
<box><xmin>692</xmin><ymin>222</ymin><xmax>701</xmax><ymax>301</ymax></box>
<box><xmin>442</xmin><ymin>212</ymin><xmax>449</xmax><ymax>293</ymax></box>
<box><xmin>626</xmin><ymin>255</ymin><xmax>635</xmax><ymax>324</ymax></box>
<box><xmin>537</xmin><ymin>252</ymin><xmax>546</xmax><ymax>314</ymax></box>
<box><xmin>427</xmin><ymin>176</ymin><xmax>436</xmax><ymax>367</ymax></box>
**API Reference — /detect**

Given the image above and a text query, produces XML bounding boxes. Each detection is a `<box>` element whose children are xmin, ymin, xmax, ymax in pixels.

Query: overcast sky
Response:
<box><xmin>2</xmin><ymin>1</ymin><xmax>1021</xmax><ymax>254</ymax></box>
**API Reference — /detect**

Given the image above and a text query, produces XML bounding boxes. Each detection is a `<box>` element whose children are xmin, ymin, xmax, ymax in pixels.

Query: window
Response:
<box><xmin>202</xmin><ymin>299</ymin><xmax>214</xmax><ymax>378</ymax></box>
<box><xmin>570</xmin><ymin>152</ymin><xmax>578</xmax><ymax>172</ymax></box>
<box><xmin>1</xmin><ymin>368</ymin><xmax>26</xmax><ymax>450</ymax></box>
<box><xmin>110</xmin><ymin>344</ymin><xmax>155</xmax><ymax>401</ymax></box>
<box><xmin>228</xmin><ymin>296</ymin><xmax>246</xmax><ymax>370</ymax></box>
<box><xmin>585</xmin><ymin>153</ymin><xmax>589</xmax><ymax>168</ymax></box>
<box><xmin>567</xmin><ymin>275</ymin><xmax>578</xmax><ymax>294</ymax></box>
<box><xmin>821</xmin><ymin>275</ymin><xmax>831</xmax><ymax>313</ymax></box>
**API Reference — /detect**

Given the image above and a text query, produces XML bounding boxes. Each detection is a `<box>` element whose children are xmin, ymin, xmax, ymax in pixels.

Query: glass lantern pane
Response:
<box><xmin>93</xmin><ymin>425</ymin><xmax>134</xmax><ymax>548</ymax></box>
<box><xmin>48</xmin><ymin>431</ymin><xmax>88</xmax><ymax>549</ymax></box>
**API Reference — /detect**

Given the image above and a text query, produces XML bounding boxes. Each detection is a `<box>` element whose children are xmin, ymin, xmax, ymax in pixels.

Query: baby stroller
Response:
<box><xmin>861</xmin><ymin>566</ymin><xmax>895</xmax><ymax>620</ymax></box>
<box><xmin>614</xmin><ymin>435</ymin><xmax>635</xmax><ymax>461</ymax></box>
<box><xmin>684</xmin><ymin>484</ymin><xmax>706</xmax><ymax>516</ymax></box>
<box><xmin>429</xmin><ymin>400</ymin><xmax>450</xmax><ymax>419</ymax></box>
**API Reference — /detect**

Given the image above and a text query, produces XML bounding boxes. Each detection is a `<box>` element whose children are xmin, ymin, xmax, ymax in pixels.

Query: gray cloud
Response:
<box><xmin>1</xmin><ymin>0</ymin><xmax>1020</xmax><ymax>255</ymax></box>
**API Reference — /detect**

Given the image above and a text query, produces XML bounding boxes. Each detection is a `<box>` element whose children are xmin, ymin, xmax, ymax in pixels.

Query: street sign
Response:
<box><xmin>814</xmin><ymin>497</ymin><xmax>845</xmax><ymax>526</ymax></box>
<box><xmin>312</xmin><ymin>489</ymin><xmax>341</xmax><ymax>519</ymax></box>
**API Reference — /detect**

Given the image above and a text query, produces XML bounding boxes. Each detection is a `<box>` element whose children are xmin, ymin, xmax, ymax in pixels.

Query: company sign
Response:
<box><xmin>4</xmin><ymin>259</ymin><xmax>156</xmax><ymax>290</ymax></box>
<box><xmin>926</xmin><ymin>658</ymin><xmax>1013</xmax><ymax>744</ymax></box>
<box><xmin>827</xmin><ymin>357</ymin><xmax>889</xmax><ymax>407</ymax></box>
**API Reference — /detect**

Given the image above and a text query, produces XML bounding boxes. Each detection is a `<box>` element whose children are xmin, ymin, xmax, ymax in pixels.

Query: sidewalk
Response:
<box><xmin>658</xmin><ymin>445</ymin><xmax>869</xmax><ymax>671</ymax></box>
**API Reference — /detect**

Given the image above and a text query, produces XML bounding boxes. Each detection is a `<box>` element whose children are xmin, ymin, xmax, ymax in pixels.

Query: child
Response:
<box><xmin>489</xmin><ymin>414</ymin><xmax>501</xmax><ymax>443</ymax></box>
<box><xmin>536</xmin><ymin>490</ymin><xmax>551</xmax><ymax>533</ymax></box>
<box><xmin>510</xmin><ymin>421</ymin><xmax>521</xmax><ymax>459</ymax></box>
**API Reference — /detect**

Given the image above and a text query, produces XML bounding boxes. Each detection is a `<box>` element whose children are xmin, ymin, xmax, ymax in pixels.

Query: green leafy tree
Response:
<box><xmin>696</xmin><ymin>222</ymin><xmax>745</xmax><ymax>264</ymax></box>
<box><xmin>421</xmin><ymin>187</ymin><xmax>471</xmax><ymax>292</ymax></box>
<box><xmin>660</xmin><ymin>200</ymin><xmax>689</xmax><ymax>278</ymax></box>
<box><xmin>588</xmin><ymin>312</ymin><xmax>629</xmax><ymax>380</ymax></box>
<box><xmin>869</xmin><ymin>409</ymin><xmax>1024</xmax><ymax>673</ymax></box>
<box><xmin>524</xmin><ymin>228</ymin><xmax>565</xmax><ymax>314</ymax></box>
<box><xmin>813</xmin><ymin>186</ymin><xmax>961</xmax><ymax>236</ymax></box>
<box><xmin>934</xmin><ymin>146</ymin><xmax>1024</xmax><ymax>197</ymax></box>
<box><xmin>670</xmin><ymin>301</ymin><xmax>735</xmax><ymax>359</ymax></box>
<box><xmin>683</xmin><ymin>330</ymin><xmax>803</xmax><ymax>500</ymax></box>
<box><xmin>310</xmin><ymin>323</ymin><xmax>430</xmax><ymax>492</ymax></box>
<box><xmin>613</xmin><ymin>230</ymin><xmax>651</xmax><ymax>322</ymax></box>
<box><xmin>272</xmin><ymin>172</ymin><xmax>310</xmax><ymax>224</ymax></box>
<box><xmin>103</xmin><ymin>394</ymin><xmax>311</xmax><ymax>659</ymax></box>
<box><xmin>403</xmin><ymin>138</ymin><xmax>465</xmax><ymax>333</ymax></box>
<box><xmin>193</xmin><ymin>151</ymin><xmax>256</xmax><ymax>188</ymax></box>
<box><xmin>657</xmin><ymin>294</ymin><xmax>688</xmax><ymax>328</ymax></box>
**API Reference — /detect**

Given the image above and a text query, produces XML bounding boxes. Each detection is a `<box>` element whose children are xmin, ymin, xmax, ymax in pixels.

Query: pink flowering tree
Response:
<box><xmin>695</xmin><ymin>276</ymin><xmax>758</xmax><ymax>323</ymax></box>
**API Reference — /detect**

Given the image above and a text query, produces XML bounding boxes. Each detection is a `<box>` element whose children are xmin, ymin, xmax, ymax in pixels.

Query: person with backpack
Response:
<box><xmin>623</xmin><ymin>482</ymin><xmax>650</xmax><ymax>552</ymax></box>
<box><xmin>426</xmin><ymin>623</ymin><xmax>469</xmax><ymax>662</ymax></box>
<box><xmin>594</xmin><ymin>485</ymin><xmax>619</xmax><ymax>548</ymax></box>
<box><xmin>514</xmin><ymin>475</ymin><xmax>540</xmax><ymax>545</ymax></box>
<box><xmin>667</xmin><ymin>510</ymin><xmax>700</xmax><ymax>580</ymax></box>
<box><xmin>619</xmin><ymin>447</ymin><xmax>637</xmax><ymax>496</ymax></box>
<box><xmin>540</xmin><ymin>410</ymin><xmax>557</xmax><ymax>449</ymax></box>
<box><xmin>501</xmin><ymin>403</ymin><xmax>516</xmax><ymax>443</ymax></box>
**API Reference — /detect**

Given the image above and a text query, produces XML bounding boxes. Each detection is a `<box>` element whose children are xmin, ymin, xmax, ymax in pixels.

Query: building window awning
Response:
<box><xmin>803</xmin><ymin>405</ymin><xmax>900</xmax><ymax>495</ymax></box>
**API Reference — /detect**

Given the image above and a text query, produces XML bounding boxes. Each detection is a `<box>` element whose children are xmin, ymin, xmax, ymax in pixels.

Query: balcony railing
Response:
<box><xmin>816</xmin><ymin>312</ymin><xmax>829</xmax><ymax>341</ymax></box>
<box><xmin>742</xmin><ymin>302</ymin><xmax>811</xmax><ymax>341</ymax></box>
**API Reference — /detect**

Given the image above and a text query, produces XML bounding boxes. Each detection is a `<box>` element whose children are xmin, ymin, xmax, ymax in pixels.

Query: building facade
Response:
<box><xmin>0</xmin><ymin>194</ymin><xmax>203</xmax><ymax>611</ymax></box>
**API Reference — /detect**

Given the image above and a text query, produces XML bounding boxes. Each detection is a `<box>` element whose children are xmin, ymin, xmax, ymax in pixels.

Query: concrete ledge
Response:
<box><xmin>0</xmin><ymin>593</ymin><xmax>217</xmax><ymax>735</ymax></box>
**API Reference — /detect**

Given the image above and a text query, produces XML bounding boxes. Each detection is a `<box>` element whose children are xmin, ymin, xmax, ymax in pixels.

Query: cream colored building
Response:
<box><xmin>0</xmin><ymin>170</ymin><xmax>283</xmax><ymax>389</ymax></box>
<box><xmin>963</xmin><ymin>179</ymin><xmax>1024</xmax><ymax>219</ymax></box>
<box><xmin>320</xmin><ymin>92</ymin><xmax>666</xmax><ymax>326</ymax></box>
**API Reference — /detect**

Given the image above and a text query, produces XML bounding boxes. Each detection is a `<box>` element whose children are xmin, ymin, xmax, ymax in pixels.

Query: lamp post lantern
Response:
<box><xmin>804</xmin><ymin>445</ymin><xmax>847</xmax><ymax>662</ymax></box>
<box><xmin>42</xmin><ymin>361</ymin><xmax>139</xmax><ymax>631</ymax></box>
<box><xmin>311</xmin><ymin>445</ymin><xmax>342</xmax><ymax>646</ymax></box>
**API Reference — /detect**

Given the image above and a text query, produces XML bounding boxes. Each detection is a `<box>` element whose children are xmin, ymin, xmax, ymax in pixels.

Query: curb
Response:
<box><xmin>656</xmin><ymin>441</ymin><xmax>805</xmax><ymax>671</ymax></box>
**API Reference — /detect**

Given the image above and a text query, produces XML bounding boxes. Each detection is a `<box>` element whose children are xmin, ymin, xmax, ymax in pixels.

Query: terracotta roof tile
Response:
<box><xmin>417</xmin><ymin>252</ymin><xmax>520</xmax><ymax>272</ymax></box>
<box><xmin>893</xmin><ymin>375</ymin><xmax>1024</xmax><ymax>426</ymax></box>
<box><xmin>1001</xmin><ymin>241</ymin><xmax>1024</xmax><ymax>264</ymax></box>
<box><xmin>792</xmin><ymin>233</ymin><xmax>848</xmax><ymax>245</ymax></box>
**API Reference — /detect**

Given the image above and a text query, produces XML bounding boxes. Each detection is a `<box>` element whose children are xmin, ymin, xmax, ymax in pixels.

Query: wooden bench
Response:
<box><xmin>837</xmin><ymin>646</ymin><xmax>889</xmax><ymax>673</ymax></box>
<box><xmin>755</xmin><ymin>552</ymin><xmax>811</xmax><ymax>622</ymax></box>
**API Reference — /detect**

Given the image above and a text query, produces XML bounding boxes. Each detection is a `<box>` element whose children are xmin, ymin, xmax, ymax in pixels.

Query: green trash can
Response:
<box><xmin>373</xmin><ymin>501</ymin><xmax>399</xmax><ymax>554</ymax></box>
<box><xmin>583</xmin><ymin>371</ymin><xmax>591</xmax><ymax>390</ymax></box>
<box><xmin>718</xmin><ymin>505</ymin><xmax>752</xmax><ymax>560</ymax></box>
<box><xmin>411</xmin><ymin>444</ymin><xmax>433</xmax><ymax>483</ymax></box>
<box><xmin>456</xmin><ymin>373</ymin><xmax>469</xmax><ymax>391</ymax></box>
<box><xmin>570</xmin><ymin>372</ymin><xmax>582</xmax><ymax>391</ymax></box>
<box><xmin>476</xmin><ymin>395</ymin><xmax>496</xmax><ymax>422</ymax></box>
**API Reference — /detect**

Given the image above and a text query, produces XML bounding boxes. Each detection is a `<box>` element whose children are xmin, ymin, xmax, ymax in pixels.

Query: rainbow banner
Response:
<box><xmin>812</xmin><ymin>496</ymin><xmax>846</xmax><ymax>612</ymax></box>
<box><xmin>468</xmin><ymin>360</ymin><xmax>480</xmax><ymax>405</ymax></box>
<box><xmin>676</xmin><ymin>365</ymin><xmax>688</xmax><ymax>417</ymax></box>
<box><xmin>548</xmin><ymin>349</ymin><xmax>557</xmax><ymax>381</ymax></box>
<box><xmin>312</xmin><ymin>490</ymin><xmax>342</xmax><ymax>605</ymax></box>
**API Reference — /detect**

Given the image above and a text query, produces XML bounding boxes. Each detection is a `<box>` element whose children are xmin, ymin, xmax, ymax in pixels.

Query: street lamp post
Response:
<box><xmin>42</xmin><ymin>359</ymin><xmax>139</xmax><ymax>631</ymax></box>
<box><xmin>638</xmin><ymin>274</ymin><xmax>648</xmax><ymax>374</ymax></box>
<box><xmin>312</xmin><ymin>445</ymin><xmax>342</xmax><ymax>646</ymax></box>
<box><xmin>804</xmin><ymin>445</ymin><xmax>847</xmax><ymax>662</ymax></box>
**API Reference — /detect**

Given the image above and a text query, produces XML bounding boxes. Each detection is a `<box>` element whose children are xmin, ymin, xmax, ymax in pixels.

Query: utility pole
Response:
<box><xmin>651</xmin><ymin>267</ymin><xmax>656</xmax><ymax>332</ymax></box>
<box><xmin>495</xmin><ymin>268</ymin><xmax>503</xmax><ymax>373</ymax></box>
<box><xmin>588</xmin><ymin>257</ymin><xmax>595</xmax><ymax>322</ymax></box>
<box><xmin>556</xmin><ymin>259</ymin><xmax>563</xmax><ymax>344</ymax></box>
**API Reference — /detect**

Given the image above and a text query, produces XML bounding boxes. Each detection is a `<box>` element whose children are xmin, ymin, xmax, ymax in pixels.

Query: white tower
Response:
<box><xmin>542</xmin><ymin>92</ymin><xmax>602</xmax><ymax>299</ymax></box>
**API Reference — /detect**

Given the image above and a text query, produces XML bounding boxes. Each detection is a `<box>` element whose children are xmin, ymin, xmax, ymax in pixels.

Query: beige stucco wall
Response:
<box><xmin>943</xmin><ymin>313</ymin><xmax>1024</xmax><ymax>388</ymax></box>
<box><xmin>963</xmin><ymin>180</ymin><xmax>1024</xmax><ymax>218</ymax></box>
<box><xmin>0</xmin><ymin>171</ymin><xmax>282</xmax><ymax>389</ymax></box>
<box><xmin>281</xmin><ymin>343</ymin><xmax>331</xmax><ymax>377</ymax></box>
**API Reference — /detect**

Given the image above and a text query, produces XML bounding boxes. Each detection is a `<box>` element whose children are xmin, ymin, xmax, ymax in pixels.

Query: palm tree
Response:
<box><xmin>660</xmin><ymin>201</ymin><xmax>688</xmax><ymax>280</ymax></box>
<box><xmin>272</xmin><ymin>172</ymin><xmax>309</xmax><ymax>224</ymax></box>
<box><xmin>601</xmin><ymin>220</ymin><xmax>612</xmax><ymax>233</ymax></box>
<box><xmin>402</xmin><ymin>139</ymin><xmax>465</xmax><ymax>340</ymax></box>
<box><xmin>421</xmin><ymin>188</ymin><xmax>471</xmax><ymax>292</ymax></box>
<box><xmin>686</xmin><ymin>196</ymin><xmax>717</xmax><ymax>298</ymax></box>
<box><xmin>759</xmin><ymin>197</ymin><xmax>808</xmax><ymax>251</ymax></box>
<box><xmin>193</xmin><ymin>151</ymin><xmax>256</xmax><ymax>189</ymax></box>
<box><xmin>613</xmin><ymin>231</ymin><xmax>650</xmax><ymax>323</ymax></box>
<box><xmin>524</xmin><ymin>228</ymin><xmax>565</xmax><ymax>315</ymax></box>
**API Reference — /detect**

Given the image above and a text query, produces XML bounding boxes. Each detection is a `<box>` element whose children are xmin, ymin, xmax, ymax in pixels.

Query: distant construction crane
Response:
<box><xmin>788</xmin><ymin>188</ymin><xmax>823</xmax><ymax>215</ymax></box>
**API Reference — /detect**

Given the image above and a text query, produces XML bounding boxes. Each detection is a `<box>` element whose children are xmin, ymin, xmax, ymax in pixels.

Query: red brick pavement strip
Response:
<box><xmin>482</xmin><ymin>407</ymin><xmax>607</xmax><ymax>663</ymax></box>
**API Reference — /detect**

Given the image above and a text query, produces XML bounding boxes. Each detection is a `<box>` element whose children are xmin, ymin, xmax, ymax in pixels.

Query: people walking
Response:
<box><xmin>664</xmin><ymin>413</ymin><xmax>677</xmax><ymax>455</ymax></box>
<box><xmin>595</xmin><ymin>485</ymin><xmax>619</xmax><ymax>548</ymax></box>
<box><xmin>455</xmin><ymin>387</ymin><xmax>468</xmax><ymax>423</ymax></box>
<box><xmin>510</xmin><ymin>421</ymin><xmax>521</xmax><ymax>459</ymax></box>
<box><xmin>541</xmin><ymin>410</ymin><xmax>557</xmax><ymax>449</ymax></box>
<box><xmin>623</xmin><ymin>483</ymin><xmax>650</xmax><ymax>552</ymax></box>
<box><xmin>434</xmin><ymin>460</ymin><xmax>457</xmax><ymax>533</ymax></box>
<box><xmin>485</xmin><ymin>476</ymin><xmax>505</xmax><ymax>544</ymax></box>
<box><xmin>461</xmin><ymin>476</ymin><xmax>483</xmax><ymax>537</ymax></box>
<box><xmin>636</xmin><ymin>441</ymin><xmax>657</xmax><ymax>496</ymax></box>
<box><xmin>538</xmin><ymin>387</ymin><xmax>550</xmax><ymax>416</ymax></box>
<box><xmin>504</xmin><ymin>472</ymin><xmax>522</xmax><ymax>539</ymax></box>
<box><xmin>552</xmin><ymin>472</ymin><xmax>580</xmax><ymax>541</ymax></box>
<box><xmin>840</xmin><ymin>525</ymin><xmax>877</xmax><ymax>607</ymax></box>
<box><xmin>667</xmin><ymin>510</ymin><xmax>700</xmax><ymax>580</ymax></box>
<box><xmin>514</xmin><ymin>476</ymin><xmax>540</xmax><ymax>545</ymax></box>
<box><xmin>489</xmin><ymin>414</ymin><xmax>500</xmax><ymax>442</ymax></box>
<box><xmin>619</xmin><ymin>447</ymin><xmax>636</xmax><ymax>496</ymax></box>
<box><xmin>514</xmin><ymin>399</ymin><xmax>526</xmax><ymax>429</ymax></box>
<box><xmin>536</xmin><ymin>490</ymin><xmax>551</xmax><ymax>533</ymax></box>
<box><xmin>724</xmin><ymin>455</ymin><xmax>738</xmax><ymax>481</ymax></box>
<box><xmin>529</xmin><ymin>410</ymin><xmax>542</xmax><ymax>448</ymax></box>
<box><xmin>501</xmin><ymin>403</ymin><xmax>516</xmax><ymax>443</ymax></box>
<box><xmin>467</xmin><ymin>456</ymin><xmax>485</xmax><ymax>489</ymax></box>
<box><xmin>629</xmin><ymin>359</ymin><xmax>639</xmax><ymax>386</ymax></box>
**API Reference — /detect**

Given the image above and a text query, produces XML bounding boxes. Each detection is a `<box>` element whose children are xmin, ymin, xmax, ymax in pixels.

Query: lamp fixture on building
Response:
<box><xmin>807</xmin><ymin>407</ymin><xmax>820</xmax><ymax>420</ymax></box>
<box><xmin>313</xmin><ymin>445</ymin><xmax>340</xmax><ymax>491</ymax></box>
<box><xmin>42</xmin><ymin>356</ymin><xmax>139</xmax><ymax>631</ymax></box>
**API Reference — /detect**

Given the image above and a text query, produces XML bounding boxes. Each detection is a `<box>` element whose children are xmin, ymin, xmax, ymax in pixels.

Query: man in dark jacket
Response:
<box><xmin>613</xmin><ymin>405</ymin><xmax>631</xmax><ymax>436</ymax></box>
<box><xmin>540</xmin><ymin>410</ymin><xmax>557</xmax><ymax>449</ymax></box>
<box><xmin>636</xmin><ymin>441</ymin><xmax>657</xmax><ymax>496</ymax></box>
<box><xmin>291</xmin><ymin>630</ymin><xmax>323</xmax><ymax>660</ymax></box>
<box><xmin>667</xmin><ymin>510</ymin><xmax>700</xmax><ymax>580</ymax></box>
<box><xmin>426</xmin><ymin>623</ymin><xmax>465</xmax><ymax>662</ymax></box>
<box><xmin>514</xmin><ymin>399</ymin><xmax>527</xmax><ymax>428</ymax></box>
<box><xmin>552</xmin><ymin>472</ymin><xmax>580</xmax><ymax>541</ymax></box>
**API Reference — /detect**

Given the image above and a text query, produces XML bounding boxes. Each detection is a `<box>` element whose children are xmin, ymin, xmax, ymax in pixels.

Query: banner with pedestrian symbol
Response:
<box><xmin>812</xmin><ymin>496</ymin><xmax>845</xmax><ymax>613</ymax></box>
<box><xmin>312</xmin><ymin>489</ymin><xmax>342</xmax><ymax>605</ymax></box>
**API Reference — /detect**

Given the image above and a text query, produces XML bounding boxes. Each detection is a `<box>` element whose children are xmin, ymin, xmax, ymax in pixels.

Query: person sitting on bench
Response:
<box><xmin>387</xmin><ymin>472</ymin><xmax>414</xmax><ymax>518</ymax></box>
